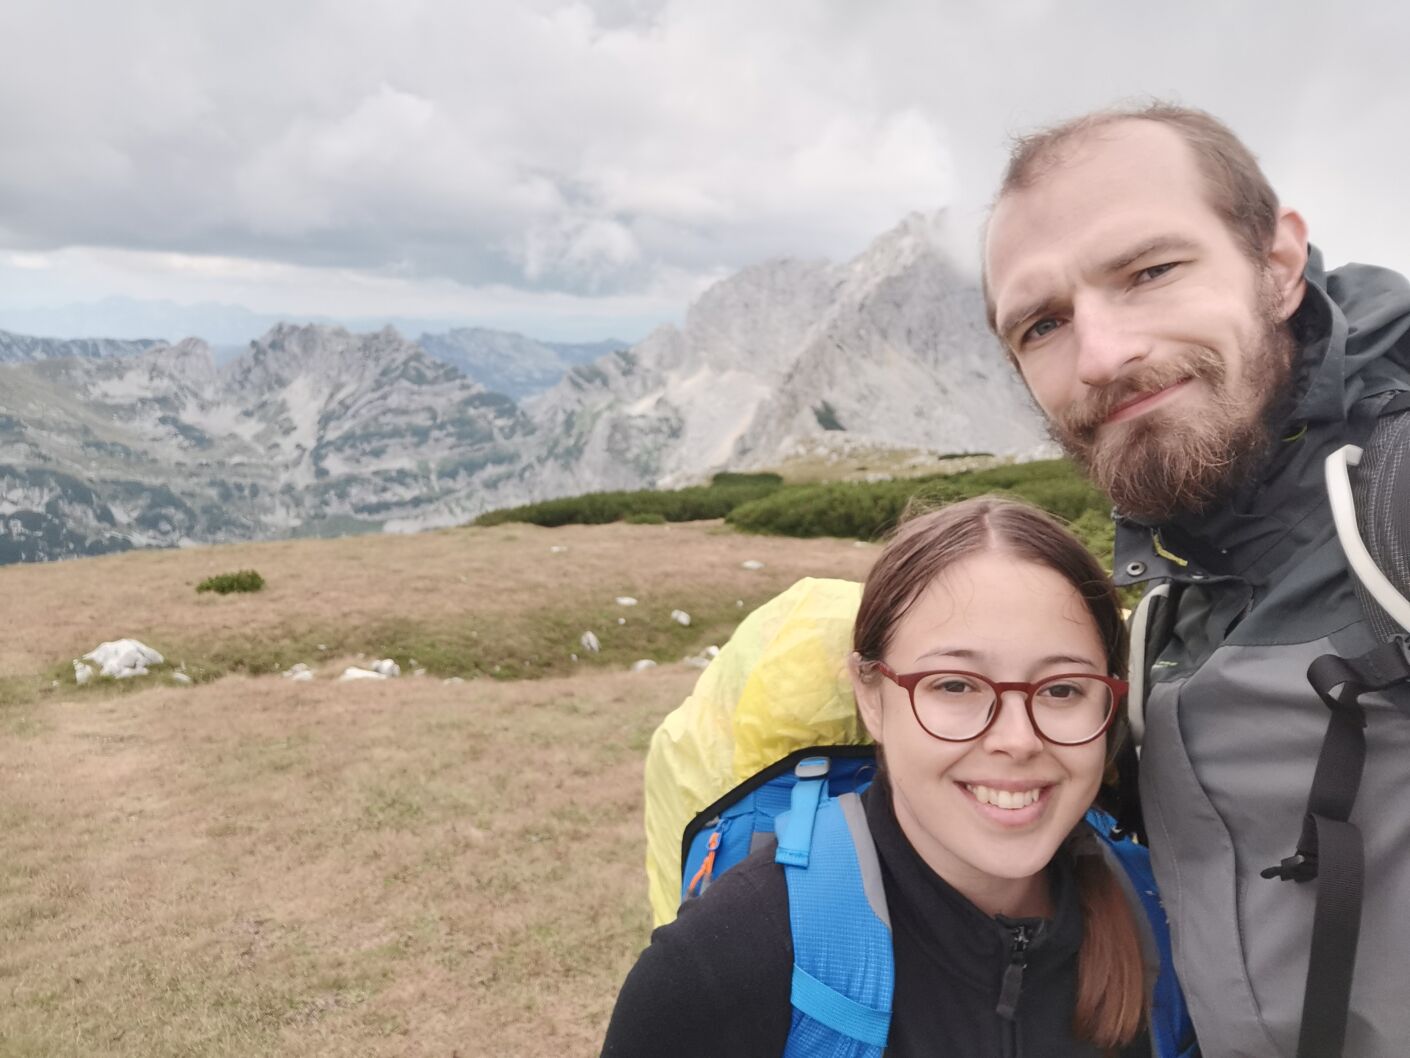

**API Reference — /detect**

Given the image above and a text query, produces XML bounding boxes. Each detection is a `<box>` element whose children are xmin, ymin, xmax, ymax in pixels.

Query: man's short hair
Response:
<box><xmin>985</xmin><ymin>102</ymin><xmax>1280</xmax><ymax>334</ymax></box>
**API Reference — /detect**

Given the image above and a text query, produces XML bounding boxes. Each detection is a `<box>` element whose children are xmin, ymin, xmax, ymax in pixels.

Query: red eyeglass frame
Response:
<box><xmin>870</xmin><ymin>661</ymin><xmax>1128</xmax><ymax>746</ymax></box>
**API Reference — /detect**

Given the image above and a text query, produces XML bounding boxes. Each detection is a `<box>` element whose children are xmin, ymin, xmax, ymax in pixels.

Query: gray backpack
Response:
<box><xmin>1128</xmin><ymin>391</ymin><xmax>1410</xmax><ymax>1058</ymax></box>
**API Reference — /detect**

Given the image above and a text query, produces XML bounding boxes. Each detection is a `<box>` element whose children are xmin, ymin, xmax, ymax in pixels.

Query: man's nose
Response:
<box><xmin>980</xmin><ymin>690</ymin><xmax>1044</xmax><ymax>759</ymax></box>
<box><xmin>1072</xmin><ymin>297</ymin><xmax>1150</xmax><ymax>389</ymax></box>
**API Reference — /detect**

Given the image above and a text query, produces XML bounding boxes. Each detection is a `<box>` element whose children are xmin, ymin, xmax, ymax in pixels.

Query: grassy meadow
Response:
<box><xmin>0</xmin><ymin>521</ymin><xmax>878</xmax><ymax>1057</ymax></box>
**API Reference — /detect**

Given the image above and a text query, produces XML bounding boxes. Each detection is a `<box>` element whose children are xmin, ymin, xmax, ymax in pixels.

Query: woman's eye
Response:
<box><xmin>928</xmin><ymin>677</ymin><xmax>978</xmax><ymax>695</ymax></box>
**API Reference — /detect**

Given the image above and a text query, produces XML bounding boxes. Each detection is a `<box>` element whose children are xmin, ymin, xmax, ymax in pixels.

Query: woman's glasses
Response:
<box><xmin>871</xmin><ymin>663</ymin><xmax>1126</xmax><ymax>746</ymax></box>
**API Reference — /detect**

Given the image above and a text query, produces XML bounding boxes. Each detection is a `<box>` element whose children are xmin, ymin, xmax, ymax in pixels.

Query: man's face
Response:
<box><xmin>984</xmin><ymin>120</ymin><xmax>1296</xmax><ymax>522</ymax></box>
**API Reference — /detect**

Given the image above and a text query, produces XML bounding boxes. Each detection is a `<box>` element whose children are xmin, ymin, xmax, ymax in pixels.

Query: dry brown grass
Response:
<box><xmin>0</xmin><ymin>522</ymin><xmax>876</xmax><ymax>1057</ymax></box>
<box><xmin>0</xmin><ymin>520</ymin><xmax>875</xmax><ymax>691</ymax></box>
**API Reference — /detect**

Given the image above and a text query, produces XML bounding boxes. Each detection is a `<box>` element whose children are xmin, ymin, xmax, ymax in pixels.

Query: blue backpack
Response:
<box><xmin>680</xmin><ymin>748</ymin><xmax>1196</xmax><ymax>1058</ymax></box>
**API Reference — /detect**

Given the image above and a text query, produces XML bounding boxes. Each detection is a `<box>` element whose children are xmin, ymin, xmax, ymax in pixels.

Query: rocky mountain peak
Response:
<box><xmin>222</xmin><ymin>323</ymin><xmax>455</xmax><ymax>400</ymax></box>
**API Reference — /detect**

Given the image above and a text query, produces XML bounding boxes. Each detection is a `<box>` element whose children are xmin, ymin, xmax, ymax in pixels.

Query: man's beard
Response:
<box><xmin>1048</xmin><ymin>299</ymin><xmax>1296</xmax><ymax>524</ymax></box>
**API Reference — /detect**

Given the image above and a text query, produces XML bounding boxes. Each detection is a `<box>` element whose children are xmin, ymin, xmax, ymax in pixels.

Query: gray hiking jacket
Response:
<box><xmin>1115</xmin><ymin>248</ymin><xmax>1410</xmax><ymax>1057</ymax></box>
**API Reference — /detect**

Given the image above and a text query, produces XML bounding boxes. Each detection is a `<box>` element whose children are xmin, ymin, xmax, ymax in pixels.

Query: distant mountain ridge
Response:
<box><xmin>0</xmin><ymin>326</ymin><xmax>531</xmax><ymax>562</ymax></box>
<box><xmin>415</xmin><ymin>329</ymin><xmax>626</xmax><ymax>399</ymax></box>
<box><xmin>0</xmin><ymin>329</ymin><xmax>163</xmax><ymax>363</ymax></box>
<box><xmin>0</xmin><ymin>212</ymin><xmax>1047</xmax><ymax>564</ymax></box>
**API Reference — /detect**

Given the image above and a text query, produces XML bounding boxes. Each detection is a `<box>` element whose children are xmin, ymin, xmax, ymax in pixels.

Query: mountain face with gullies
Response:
<box><xmin>0</xmin><ymin>212</ymin><xmax>1048</xmax><ymax>564</ymax></box>
<box><xmin>517</xmin><ymin>212</ymin><xmax>1046</xmax><ymax>497</ymax></box>
<box><xmin>0</xmin><ymin>325</ymin><xmax>531</xmax><ymax>563</ymax></box>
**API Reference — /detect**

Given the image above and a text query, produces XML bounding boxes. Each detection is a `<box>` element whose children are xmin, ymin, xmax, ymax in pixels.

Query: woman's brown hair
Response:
<box><xmin>852</xmin><ymin>496</ymin><xmax>1146</xmax><ymax>1051</ymax></box>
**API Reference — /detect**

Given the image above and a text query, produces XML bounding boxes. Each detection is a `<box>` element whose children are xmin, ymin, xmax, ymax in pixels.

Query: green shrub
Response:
<box><xmin>727</xmin><ymin>479</ymin><xmax>964</xmax><ymax>540</ymax></box>
<box><xmin>710</xmin><ymin>471</ymin><xmax>783</xmax><ymax>487</ymax></box>
<box><xmin>196</xmin><ymin>569</ymin><xmax>266</xmax><ymax>595</ymax></box>
<box><xmin>726</xmin><ymin>459</ymin><xmax>1111</xmax><ymax>544</ymax></box>
<box><xmin>474</xmin><ymin>477</ymin><xmax>784</xmax><ymax>527</ymax></box>
<box><xmin>625</xmin><ymin>512</ymin><xmax>666</xmax><ymax>525</ymax></box>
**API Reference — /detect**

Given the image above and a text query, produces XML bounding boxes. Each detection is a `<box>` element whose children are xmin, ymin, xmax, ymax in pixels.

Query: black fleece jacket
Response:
<box><xmin>601</xmin><ymin>784</ymin><xmax>1150</xmax><ymax>1058</ymax></box>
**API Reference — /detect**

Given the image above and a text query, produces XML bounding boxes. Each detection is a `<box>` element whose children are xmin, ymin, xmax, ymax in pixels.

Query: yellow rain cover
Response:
<box><xmin>643</xmin><ymin>577</ymin><xmax>869</xmax><ymax>926</ymax></box>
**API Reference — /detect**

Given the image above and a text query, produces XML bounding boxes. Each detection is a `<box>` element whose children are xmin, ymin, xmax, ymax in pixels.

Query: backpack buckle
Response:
<box><xmin>1260</xmin><ymin>851</ymin><xmax>1318</xmax><ymax>883</ymax></box>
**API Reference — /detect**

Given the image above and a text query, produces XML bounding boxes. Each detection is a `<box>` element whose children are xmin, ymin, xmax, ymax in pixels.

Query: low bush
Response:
<box><xmin>727</xmin><ymin>459</ymin><xmax>1107</xmax><ymax>543</ymax></box>
<box><xmin>727</xmin><ymin>479</ymin><xmax>965</xmax><ymax>540</ymax></box>
<box><xmin>196</xmin><ymin>569</ymin><xmax>266</xmax><ymax>595</ymax></box>
<box><xmin>474</xmin><ymin>478</ymin><xmax>783</xmax><ymax>527</ymax></box>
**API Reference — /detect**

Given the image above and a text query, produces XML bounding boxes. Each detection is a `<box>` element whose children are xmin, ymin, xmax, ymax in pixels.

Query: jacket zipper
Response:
<box><xmin>996</xmin><ymin>922</ymin><xmax>1034</xmax><ymax>1058</ymax></box>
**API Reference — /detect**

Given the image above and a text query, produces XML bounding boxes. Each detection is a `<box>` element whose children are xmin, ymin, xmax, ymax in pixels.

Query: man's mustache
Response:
<box><xmin>1058</xmin><ymin>349</ymin><xmax>1226</xmax><ymax>440</ymax></box>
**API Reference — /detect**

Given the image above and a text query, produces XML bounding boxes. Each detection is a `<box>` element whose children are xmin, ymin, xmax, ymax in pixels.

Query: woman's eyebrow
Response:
<box><xmin>911</xmin><ymin>648</ymin><xmax>1100</xmax><ymax>669</ymax></box>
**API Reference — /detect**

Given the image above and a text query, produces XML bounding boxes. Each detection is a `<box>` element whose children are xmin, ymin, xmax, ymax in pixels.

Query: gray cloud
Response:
<box><xmin>1</xmin><ymin>0</ymin><xmax>1407</xmax><ymax>332</ymax></box>
<box><xmin>0</xmin><ymin>0</ymin><xmax>952</xmax><ymax>296</ymax></box>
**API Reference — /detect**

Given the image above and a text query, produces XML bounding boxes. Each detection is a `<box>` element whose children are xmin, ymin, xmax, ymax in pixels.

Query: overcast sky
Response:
<box><xmin>1</xmin><ymin>0</ymin><xmax>1407</xmax><ymax>342</ymax></box>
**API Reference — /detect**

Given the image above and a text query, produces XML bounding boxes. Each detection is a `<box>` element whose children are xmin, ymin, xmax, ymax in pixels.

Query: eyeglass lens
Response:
<box><xmin>910</xmin><ymin>672</ymin><xmax>1113</xmax><ymax>743</ymax></box>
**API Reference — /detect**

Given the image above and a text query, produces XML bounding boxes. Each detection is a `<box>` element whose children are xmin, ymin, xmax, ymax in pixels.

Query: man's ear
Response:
<box><xmin>1266</xmin><ymin>207</ymin><xmax>1310</xmax><ymax>323</ymax></box>
<box><xmin>848</xmin><ymin>652</ymin><xmax>885</xmax><ymax>744</ymax></box>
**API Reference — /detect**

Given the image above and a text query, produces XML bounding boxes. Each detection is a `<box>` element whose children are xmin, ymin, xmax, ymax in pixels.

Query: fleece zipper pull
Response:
<box><xmin>996</xmin><ymin>922</ymin><xmax>1034</xmax><ymax>1021</ymax></box>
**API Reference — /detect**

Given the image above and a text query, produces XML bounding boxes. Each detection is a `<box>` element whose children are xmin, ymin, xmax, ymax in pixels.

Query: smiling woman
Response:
<box><xmin>602</xmin><ymin>498</ymin><xmax>1193</xmax><ymax>1058</ymax></box>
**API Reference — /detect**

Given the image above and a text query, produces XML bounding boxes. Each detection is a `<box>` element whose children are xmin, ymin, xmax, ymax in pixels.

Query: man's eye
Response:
<box><xmin>1136</xmin><ymin>262</ymin><xmax>1177</xmax><ymax>283</ymax></box>
<box><xmin>1023</xmin><ymin>318</ymin><xmax>1060</xmax><ymax>343</ymax></box>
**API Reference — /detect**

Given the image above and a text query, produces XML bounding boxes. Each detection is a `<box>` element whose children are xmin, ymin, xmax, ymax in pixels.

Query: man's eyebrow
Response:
<box><xmin>1098</xmin><ymin>235</ymin><xmax>1201</xmax><ymax>276</ymax></box>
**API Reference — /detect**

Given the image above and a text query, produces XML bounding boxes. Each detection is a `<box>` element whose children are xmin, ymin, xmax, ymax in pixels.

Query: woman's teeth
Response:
<box><xmin>964</xmin><ymin>784</ymin><xmax>1043</xmax><ymax>809</ymax></box>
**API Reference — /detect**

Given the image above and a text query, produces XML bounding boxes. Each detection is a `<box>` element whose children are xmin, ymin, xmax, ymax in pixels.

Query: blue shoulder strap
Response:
<box><xmin>776</xmin><ymin>766</ymin><xmax>893</xmax><ymax>1058</ymax></box>
<box><xmin>1087</xmin><ymin>809</ymin><xmax>1198</xmax><ymax>1058</ymax></box>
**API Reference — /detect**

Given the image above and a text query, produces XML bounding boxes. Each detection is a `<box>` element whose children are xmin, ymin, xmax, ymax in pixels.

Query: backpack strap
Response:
<box><xmin>1257</xmin><ymin>389</ymin><xmax>1410</xmax><ymax>1058</ymax></box>
<box><xmin>1087</xmin><ymin>810</ymin><xmax>1197</xmax><ymax>1058</ymax></box>
<box><xmin>776</xmin><ymin>775</ymin><xmax>893</xmax><ymax>1058</ymax></box>
<box><xmin>1326</xmin><ymin>390</ymin><xmax>1410</xmax><ymax>639</ymax></box>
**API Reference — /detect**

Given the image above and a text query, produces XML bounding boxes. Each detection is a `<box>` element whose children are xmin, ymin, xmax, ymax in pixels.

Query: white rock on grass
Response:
<box><xmin>670</xmin><ymin>609</ymin><xmax>691</xmax><ymax>627</ymax></box>
<box><xmin>443</xmin><ymin>676</ymin><xmax>465</xmax><ymax>685</ymax></box>
<box><xmin>741</xmin><ymin>560</ymin><xmax>765</xmax><ymax>571</ymax></box>
<box><xmin>83</xmin><ymin>638</ymin><xmax>164</xmax><ymax>679</ymax></box>
<box><xmin>549</xmin><ymin>545</ymin><xmax>568</xmax><ymax>553</ymax></box>
<box><xmin>580</xmin><ymin>631</ymin><xmax>601</xmax><ymax>653</ymax></box>
<box><xmin>339</xmin><ymin>666</ymin><xmax>388</xmax><ymax>681</ymax></box>
<box><xmin>682</xmin><ymin>655</ymin><xmax>711</xmax><ymax>669</ymax></box>
<box><xmin>283</xmin><ymin>663</ymin><xmax>315</xmax><ymax>682</ymax></box>
<box><xmin>371</xmin><ymin>658</ymin><xmax>401</xmax><ymax>677</ymax></box>
<box><xmin>705</xmin><ymin>645</ymin><xmax>721</xmax><ymax>658</ymax></box>
<box><xmin>171</xmin><ymin>672</ymin><xmax>194</xmax><ymax>686</ymax></box>
<box><xmin>615</xmin><ymin>596</ymin><xmax>638</xmax><ymax>606</ymax></box>
<box><xmin>73</xmin><ymin>660</ymin><xmax>94</xmax><ymax>685</ymax></box>
<box><xmin>631</xmin><ymin>659</ymin><xmax>658</xmax><ymax>672</ymax></box>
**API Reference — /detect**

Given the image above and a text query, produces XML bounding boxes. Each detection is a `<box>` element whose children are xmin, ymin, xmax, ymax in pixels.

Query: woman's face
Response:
<box><xmin>852</xmin><ymin>549</ymin><xmax>1109</xmax><ymax>917</ymax></box>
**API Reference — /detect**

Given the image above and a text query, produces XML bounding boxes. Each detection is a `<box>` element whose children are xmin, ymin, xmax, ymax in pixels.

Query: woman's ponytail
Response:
<box><xmin>1071</xmin><ymin>845</ymin><xmax>1149</xmax><ymax>1052</ymax></box>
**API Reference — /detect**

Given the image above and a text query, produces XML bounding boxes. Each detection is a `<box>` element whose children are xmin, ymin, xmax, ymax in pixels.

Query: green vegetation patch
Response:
<box><xmin>727</xmin><ymin>458</ymin><xmax>1107</xmax><ymax>543</ymax></box>
<box><xmin>474</xmin><ymin>472</ymin><xmax>784</xmax><ymax>528</ymax></box>
<box><xmin>196</xmin><ymin>569</ymin><xmax>266</xmax><ymax>595</ymax></box>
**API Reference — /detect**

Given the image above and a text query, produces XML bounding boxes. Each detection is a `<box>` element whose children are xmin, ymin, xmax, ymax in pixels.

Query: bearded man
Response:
<box><xmin>984</xmin><ymin>104</ymin><xmax>1410</xmax><ymax>1058</ymax></box>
